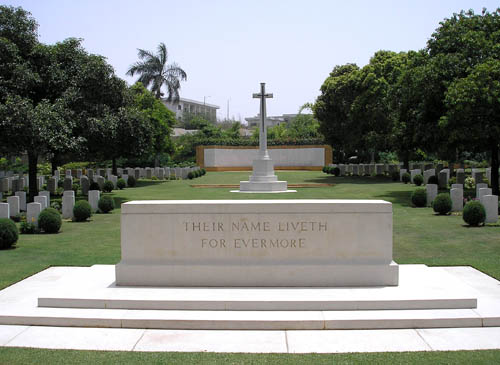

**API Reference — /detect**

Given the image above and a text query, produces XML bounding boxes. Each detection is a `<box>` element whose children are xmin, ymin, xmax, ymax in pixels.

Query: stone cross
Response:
<box><xmin>252</xmin><ymin>83</ymin><xmax>273</xmax><ymax>160</ymax></box>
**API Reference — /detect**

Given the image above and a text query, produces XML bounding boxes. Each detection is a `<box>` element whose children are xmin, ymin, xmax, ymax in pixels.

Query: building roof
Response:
<box><xmin>162</xmin><ymin>97</ymin><xmax>220</xmax><ymax>109</ymax></box>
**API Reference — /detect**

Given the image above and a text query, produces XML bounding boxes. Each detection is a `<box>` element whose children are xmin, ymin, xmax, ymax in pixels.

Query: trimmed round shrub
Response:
<box><xmin>427</xmin><ymin>175</ymin><xmax>438</xmax><ymax>185</ymax></box>
<box><xmin>432</xmin><ymin>193</ymin><xmax>452</xmax><ymax>215</ymax></box>
<box><xmin>322</xmin><ymin>166</ymin><xmax>327</xmax><ymax>173</ymax></box>
<box><xmin>201</xmin><ymin>168</ymin><xmax>206</xmax><ymax>175</ymax></box>
<box><xmin>413</xmin><ymin>174</ymin><xmax>423</xmax><ymax>186</ymax></box>
<box><xmin>411</xmin><ymin>188</ymin><xmax>427</xmax><ymax>207</ymax></box>
<box><xmin>38</xmin><ymin>208</ymin><xmax>62</xmax><ymax>233</ymax></box>
<box><xmin>151</xmin><ymin>175</ymin><xmax>158</xmax><ymax>181</ymax></box>
<box><xmin>127</xmin><ymin>175</ymin><xmax>136</xmax><ymax>187</ymax></box>
<box><xmin>391</xmin><ymin>170</ymin><xmax>399</xmax><ymax>181</ymax></box>
<box><xmin>73</xmin><ymin>200</ymin><xmax>92</xmax><ymax>222</ymax></box>
<box><xmin>402</xmin><ymin>172</ymin><xmax>411</xmax><ymax>184</ymax></box>
<box><xmin>333</xmin><ymin>167</ymin><xmax>340</xmax><ymax>176</ymax></box>
<box><xmin>103</xmin><ymin>180</ymin><xmax>114</xmax><ymax>193</ymax></box>
<box><xmin>98</xmin><ymin>195</ymin><xmax>115</xmax><ymax>213</ymax></box>
<box><xmin>117</xmin><ymin>178</ymin><xmax>126</xmax><ymax>190</ymax></box>
<box><xmin>463</xmin><ymin>201</ymin><xmax>486</xmax><ymax>226</ymax></box>
<box><xmin>187</xmin><ymin>172</ymin><xmax>194</xmax><ymax>179</ymax></box>
<box><xmin>89</xmin><ymin>182</ymin><xmax>100</xmax><ymax>191</ymax></box>
<box><xmin>0</xmin><ymin>218</ymin><xmax>19</xmax><ymax>249</ymax></box>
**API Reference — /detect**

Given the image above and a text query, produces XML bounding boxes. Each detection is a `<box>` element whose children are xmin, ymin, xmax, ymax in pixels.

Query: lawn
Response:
<box><xmin>1</xmin><ymin>170</ymin><xmax>499</xmax><ymax>362</ymax></box>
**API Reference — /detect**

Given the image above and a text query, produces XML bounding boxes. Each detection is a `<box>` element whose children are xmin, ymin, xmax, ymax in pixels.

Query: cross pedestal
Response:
<box><xmin>238</xmin><ymin>83</ymin><xmax>290</xmax><ymax>193</ymax></box>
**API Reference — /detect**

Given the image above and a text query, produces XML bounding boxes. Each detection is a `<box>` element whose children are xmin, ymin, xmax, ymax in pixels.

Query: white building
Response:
<box><xmin>162</xmin><ymin>97</ymin><xmax>219</xmax><ymax>122</ymax></box>
<box><xmin>245</xmin><ymin>114</ymin><xmax>298</xmax><ymax>128</ymax></box>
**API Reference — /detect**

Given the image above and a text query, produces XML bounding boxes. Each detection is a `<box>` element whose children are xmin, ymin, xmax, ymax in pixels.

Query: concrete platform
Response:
<box><xmin>0</xmin><ymin>266</ymin><xmax>499</xmax><ymax>352</ymax></box>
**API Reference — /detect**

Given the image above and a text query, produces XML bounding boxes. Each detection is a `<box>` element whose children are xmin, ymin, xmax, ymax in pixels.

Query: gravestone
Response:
<box><xmin>175</xmin><ymin>167</ymin><xmax>181</xmax><ymax>178</ymax></box>
<box><xmin>65</xmin><ymin>169</ymin><xmax>71</xmax><ymax>177</ymax></box>
<box><xmin>473</xmin><ymin>170</ymin><xmax>483</xmax><ymax>184</ymax></box>
<box><xmin>80</xmin><ymin>176</ymin><xmax>90</xmax><ymax>195</ymax></box>
<box><xmin>27</xmin><ymin>202</ymin><xmax>42</xmax><ymax>227</ymax></box>
<box><xmin>476</xmin><ymin>183</ymin><xmax>487</xmax><ymax>198</ymax></box>
<box><xmin>39</xmin><ymin>191</ymin><xmax>50</xmax><ymax>207</ymax></box>
<box><xmin>399</xmin><ymin>169</ymin><xmax>407</xmax><ymax>182</ymax></box>
<box><xmin>158</xmin><ymin>168</ymin><xmax>165</xmax><ymax>180</ymax></box>
<box><xmin>436</xmin><ymin>163</ymin><xmax>443</xmax><ymax>175</ymax></box>
<box><xmin>456</xmin><ymin>171</ymin><xmax>465</xmax><ymax>185</ymax></box>
<box><xmin>7</xmin><ymin>196</ymin><xmax>19</xmax><ymax>217</ymax></box>
<box><xmin>37</xmin><ymin>176</ymin><xmax>44</xmax><ymax>190</ymax></box>
<box><xmin>11</xmin><ymin>179</ymin><xmax>19</xmax><ymax>193</ymax></box>
<box><xmin>77</xmin><ymin>169</ymin><xmax>82</xmax><ymax>178</ymax></box>
<box><xmin>47</xmin><ymin>178</ymin><xmax>57</xmax><ymax>195</ymax></box>
<box><xmin>481</xmin><ymin>195</ymin><xmax>498</xmax><ymax>224</ymax></box>
<box><xmin>451</xmin><ymin>184</ymin><xmax>463</xmax><ymax>190</ymax></box>
<box><xmin>0</xmin><ymin>202</ymin><xmax>9</xmax><ymax>218</ymax></box>
<box><xmin>165</xmin><ymin>167</ymin><xmax>170</xmax><ymax>179</ymax></box>
<box><xmin>423</xmin><ymin>169</ymin><xmax>435</xmax><ymax>184</ymax></box>
<box><xmin>410</xmin><ymin>169</ymin><xmax>421</xmax><ymax>183</ymax></box>
<box><xmin>426</xmin><ymin>184</ymin><xmax>438</xmax><ymax>207</ymax></box>
<box><xmin>62</xmin><ymin>190</ymin><xmax>75</xmax><ymax>219</ymax></box>
<box><xmin>15</xmin><ymin>191</ymin><xmax>26</xmax><ymax>211</ymax></box>
<box><xmin>34</xmin><ymin>195</ymin><xmax>47</xmax><ymax>211</ymax></box>
<box><xmin>181</xmin><ymin>167</ymin><xmax>190</xmax><ymax>179</ymax></box>
<box><xmin>363</xmin><ymin>164</ymin><xmax>370</xmax><ymax>176</ymax></box>
<box><xmin>110</xmin><ymin>175</ymin><xmax>117</xmax><ymax>188</ymax></box>
<box><xmin>117</xmin><ymin>168</ymin><xmax>123</xmax><ymax>176</ymax></box>
<box><xmin>135</xmin><ymin>168</ymin><xmax>140</xmax><ymax>180</ymax></box>
<box><xmin>0</xmin><ymin>178</ymin><xmax>8</xmax><ymax>193</ymax></box>
<box><xmin>88</xmin><ymin>190</ymin><xmax>100</xmax><ymax>212</ymax></box>
<box><xmin>352</xmin><ymin>165</ymin><xmax>359</xmax><ymax>176</ymax></box>
<box><xmin>54</xmin><ymin>170</ymin><xmax>60</xmax><ymax>179</ymax></box>
<box><xmin>450</xmin><ymin>188</ymin><xmax>463</xmax><ymax>212</ymax></box>
<box><xmin>486</xmin><ymin>168</ymin><xmax>491</xmax><ymax>183</ymax></box>
<box><xmin>478</xmin><ymin>187</ymin><xmax>492</xmax><ymax>201</ymax></box>
<box><xmin>63</xmin><ymin>177</ymin><xmax>73</xmax><ymax>191</ymax></box>
<box><xmin>375</xmin><ymin>164</ymin><xmax>383</xmax><ymax>176</ymax></box>
<box><xmin>438</xmin><ymin>171</ymin><xmax>448</xmax><ymax>189</ymax></box>
<box><xmin>368</xmin><ymin>164</ymin><xmax>375</xmax><ymax>175</ymax></box>
<box><xmin>122</xmin><ymin>174</ymin><xmax>128</xmax><ymax>184</ymax></box>
<box><xmin>87</xmin><ymin>169</ymin><xmax>94</xmax><ymax>181</ymax></box>
<box><xmin>116</xmin><ymin>200</ymin><xmax>398</xmax><ymax>287</ymax></box>
<box><xmin>146</xmin><ymin>168</ymin><xmax>152</xmax><ymax>179</ymax></box>
<box><xmin>96</xmin><ymin>176</ymin><xmax>105</xmax><ymax>190</ymax></box>
<box><xmin>98</xmin><ymin>169</ymin><xmax>106</xmax><ymax>177</ymax></box>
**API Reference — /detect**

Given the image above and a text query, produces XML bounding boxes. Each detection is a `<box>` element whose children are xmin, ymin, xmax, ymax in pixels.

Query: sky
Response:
<box><xmin>4</xmin><ymin>0</ymin><xmax>499</xmax><ymax>123</ymax></box>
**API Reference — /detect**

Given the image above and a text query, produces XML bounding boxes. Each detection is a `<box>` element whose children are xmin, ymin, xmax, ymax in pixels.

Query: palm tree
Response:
<box><xmin>126</xmin><ymin>42</ymin><xmax>187</xmax><ymax>101</ymax></box>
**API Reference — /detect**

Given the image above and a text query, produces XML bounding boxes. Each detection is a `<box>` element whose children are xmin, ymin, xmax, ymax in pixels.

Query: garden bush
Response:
<box><xmin>428</xmin><ymin>175</ymin><xmax>438</xmax><ymax>185</ymax></box>
<box><xmin>50</xmin><ymin>201</ymin><xmax>61</xmax><ymax>212</ymax></box>
<box><xmin>465</xmin><ymin>176</ymin><xmax>475</xmax><ymax>190</ymax></box>
<box><xmin>117</xmin><ymin>178</ymin><xmax>126</xmax><ymax>190</ymax></box>
<box><xmin>411</xmin><ymin>188</ymin><xmax>427</xmax><ymax>207</ymax></box>
<box><xmin>413</xmin><ymin>174</ymin><xmax>423</xmax><ymax>186</ymax></box>
<box><xmin>20</xmin><ymin>221</ymin><xmax>37</xmax><ymax>234</ymax></box>
<box><xmin>201</xmin><ymin>168</ymin><xmax>206</xmax><ymax>175</ymax></box>
<box><xmin>432</xmin><ymin>193</ymin><xmax>452</xmax><ymax>215</ymax></box>
<box><xmin>98</xmin><ymin>195</ymin><xmax>115</xmax><ymax>213</ymax></box>
<box><xmin>73</xmin><ymin>200</ymin><xmax>92</xmax><ymax>222</ymax></box>
<box><xmin>322</xmin><ymin>166</ymin><xmax>327</xmax><ymax>173</ymax></box>
<box><xmin>38</xmin><ymin>208</ymin><xmax>62</xmax><ymax>233</ymax></box>
<box><xmin>89</xmin><ymin>182</ymin><xmax>100</xmax><ymax>191</ymax></box>
<box><xmin>151</xmin><ymin>176</ymin><xmax>158</xmax><ymax>181</ymax></box>
<box><xmin>402</xmin><ymin>172</ymin><xmax>411</xmax><ymax>184</ymax></box>
<box><xmin>102</xmin><ymin>180</ymin><xmax>114</xmax><ymax>193</ymax></box>
<box><xmin>463</xmin><ymin>201</ymin><xmax>486</xmax><ymax>226</ymax></box>
<box><xmin>127</xmin><ymin>175</ymin><xmax>136</xmax><ymax>187</ymax></box>
<box><xmin>187</xmin><ymin>172</ymin><xmax>194</xmax><ymax>179</ymax></box>
<box><xmin>333</xmin><ymin>167</ymin><xmax>340</xmax><ymax>176</ymax></box>
<box><xmin>0</xmin><ymin>218</ymin><xmax>19</xmax><ymax>249</ymax></box>
<box><xmin>391</xmin><ymin>170</ymin><xmax>399</xmax><ymax>181</ymax></box>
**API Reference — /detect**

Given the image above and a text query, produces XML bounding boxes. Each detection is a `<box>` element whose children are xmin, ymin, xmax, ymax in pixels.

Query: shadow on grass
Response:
<box><xmin>304</xmin><ymin>176</ymin><xmax>396</xmax><ymax>185</ymax></box>
<box><xmin>136</xmin><ymin>180</ymin><xmax>167</xmax><ymax>187</ymax></box>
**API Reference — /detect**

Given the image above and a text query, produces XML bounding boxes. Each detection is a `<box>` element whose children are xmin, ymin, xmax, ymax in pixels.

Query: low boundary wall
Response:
<box><xmin>196</xmin><ymin>145</ymin><xmax>332</xmax><ymax>171</ymax></box>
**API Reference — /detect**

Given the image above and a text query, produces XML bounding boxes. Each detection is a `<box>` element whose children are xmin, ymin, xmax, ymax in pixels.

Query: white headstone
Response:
<box><xmin>423</xmin><ymin>169</ymin><xmax>435</xmax><ymax>184</ymax></box>
<box><xmin>62</xmin><ymin>190</ymin><xmax>75</xmax><ymax>219</ymax></box>
<box><xmin>7</xmin><ymin>196</ymin><xmax>20</xmax><ymax>217</ymax></box>
<box><xmin>34</xmin><ymin>195</ymin><xmax>47</xmax><ymax>211</ymax></box>
<box><xmin>158</xmin><ymin>168</ymin><xmax>165</xmax><ymax>180</ymax></box>
<box><xmin>15</xmin><ymin>191</ymin><xmax>26</xmax><ymax>211</ymax></box>
<box><xmin>110</xmin><ymin>175</ymin><xmax>117</xmax><ymax>189</ymax></box>
<box><xmin>146</xmin><ymin>168</ymin><xmax>152</xmax><ymax>179</ymax></box>
<box><xmin>481</xmin><ymin>195</ymin><xmax>498</xmax><ymax>224</ymax></box>
<box><xmin>478</xmin><ymin>187</ymin><xmax>492</xmax><ymax>201</ymax></box>
<box><xmin>410</xmin><ymin>169</ymin><xmax>421</xmax><ymax>183</ymax></box>
<box><xmin>450</xmin><ymin>188</ymin><xmax>463</xmax><ymax>212</ymax></box>
<box><xmin>400</xmin><ymin>169</ymin><xmax>407</xmax><ymax>182</ymax></box>
<box><xmin>451</xmin><ymin>184</ymin><xmax>463</xmax><ymax>190</ymax></box>
<box><xmin>88</xmin><ymin>190</ymin><xmax>100</xmax><ymax>212</ymax></box>
<box><xmin>426</xmin><ymin>184</ymin><xmax>438</xmax><ymax>207</ymax></box>
<box><xmin>39</xmin><ymin>190</ymin><xmax>50</xmax><ymax>207</ymax></box>
<box><xmin>476</xmin><ymin>183</ymin><xmax>488</xmax><ymax>198</ymax></box>
<box><xmin>0</xmin><ymin>202</ymin><xmax>9</xmax><ymax>218</ymax></box>
<box><xmin>27</xmin><ymin>202</ymin><xmax>42</xmax><ymax>227</ymax></box>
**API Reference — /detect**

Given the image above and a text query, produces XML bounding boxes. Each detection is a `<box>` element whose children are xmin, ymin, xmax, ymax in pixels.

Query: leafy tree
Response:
<box><xmin>442</xmin><ymin>60</ymin><xmax>500</xmax><ymax>194</ymax></box>
<box><xmin>126</xmin><ymin>42</ymin><xmax>187</xmax><ymax>100</ymax></box>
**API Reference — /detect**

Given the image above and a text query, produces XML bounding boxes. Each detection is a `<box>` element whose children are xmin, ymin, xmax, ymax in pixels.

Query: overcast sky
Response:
<box><xmin>4</xmin><ymin>1</ymin><xmax>499</xmax><ymax>122</ymax></box>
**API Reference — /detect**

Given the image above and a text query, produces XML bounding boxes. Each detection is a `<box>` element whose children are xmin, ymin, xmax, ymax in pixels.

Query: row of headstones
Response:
<box><xmin>0</xmin><ymin>189</ymin><xmax>103</xmax><ymax>225</ymax></box>
<box><xmin>401</xmin><ymin>167</ymin><xmax>497</xmax><ymax>188</ymax></box>
<box><xmin>328</xmin><ymin>163</ymin><xmax>400</xmax><ymax>176</ymax></box>
<box><xmin>425</xmin><ymin>184</ymin><xmax>498</xmax><ymax>223</ymax></box>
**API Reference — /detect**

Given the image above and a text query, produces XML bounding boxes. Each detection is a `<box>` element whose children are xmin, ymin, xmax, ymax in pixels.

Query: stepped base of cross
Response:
<box><xmin>238</xmin><ymin>158</ymin><xmax>290</xmax><ymax>193</ymax></box>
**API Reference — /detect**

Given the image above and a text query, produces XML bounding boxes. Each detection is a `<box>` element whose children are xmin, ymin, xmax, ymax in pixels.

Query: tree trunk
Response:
<box><xmin>28</xmin><ymin>151</ymin><xmax>38</xmax><ymax>203</ymax></box>
<box><xmin>402</xmin><ymin>152</ymin><xmax>409</xmax><ymax>170</ymax></box>
<box><xmin>112</xmin><ymin>157</ymin><xmax>117</xmax><ymax>176</ymax></box>
<box><xmin>491</xmin><ymin>142</ymin><xmax>499</xmax><ymax>196</ymax></box>
<box><xmin>51</xmin><ymin>157</ymin><xmax>58</xmax><ymax>176</ymax></box>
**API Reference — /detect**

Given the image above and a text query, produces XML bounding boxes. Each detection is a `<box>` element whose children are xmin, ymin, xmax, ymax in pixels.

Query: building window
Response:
<box><xmin>177</xmin><ymin>105</ymin><xmax>182</xmax><ymax>110</ymax></box>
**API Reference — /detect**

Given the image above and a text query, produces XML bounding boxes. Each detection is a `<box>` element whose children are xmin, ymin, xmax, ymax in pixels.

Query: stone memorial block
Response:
<box><xmin>27</xmin><ymin>202</ymin><xmax>42</xmax><ymax>227</ymax></box>
<box><xmin>352</xmin><ymin>165</ymin><xmax>359</xmax><ymax>176</ymax></box>
<box><xmin>117</xmin><ymin>168</ymin><xmax>123</xmax><ymax>176</ymax></box>
<box><xmin>116</xmin><ymin>200</ymin><xmax>399</xmax><ymax>287</ymax></box>
<box><xmin>338</xmin><ymin>164</ymin><xmax>346</xmax><ymax>176</ymax></box>
<box><xmin>87</xmin><ymin>169</ymin><xmax>94</xmax><ymax>180</ymax></box>
<box><xmin>106</xmin><ymin>168</ymin><xmax>112</xmax><ymax>178</ymax></box>
<box><xmin>423</xmin><ymin>169</ymin><xmax>435</xmax><ymax>184</ymax></box>
<box><xmin>135</xmin><ymin>168</ymin><xmax>140</xmax><ymax>180</ymax></box>
<box><xmin>410</xmin><ymin>169</ymin><xmax>421</xmax><ymax>183</ymax></box>
<box><xmin>154</xmin><ymin>167</ymin><xmax>160</xmax><ymax>177</ymax></box>
<box><xmin>368</xmin><ymin>164</ymin><xmax>375</xmax><ymax>175</ymax></box>
<box><xmin>175</xmin><ymin>167</ymin><xmax>182</xmax><ymax>178</ymax></box>
<box><xmin>181</xmin><ymin>167</ymin><xmax>190</xmax><ymax>179</ymax></box>
<box><xmin>399</xmin><ymin>169</ymin><xmax>407</xmax><ymax>182</ymax></box>
<box><xmin>436</xmin><ymin>163</ymin><xmax>443</xmax><ymax>174</ymax></box>
<box><xmin>54</xmin><ymin>170</ymin><xmax>60</xmax><ymax>179</ymax></box>
<box><xmin>481</xmin><ymin>195</ymin><xmax>498</xmax><ymax>224</ymax></box>
<box><xmin>34</xmin><ymin>195</ymin><xmax>48</xmax><ymax>211</ymax></box>
<box><xmin>426</xmin><ymin>184</ymin><xmax>438</xmax><ymax>207</ymax></box>
<box><xmin>486</xmin><ymin>168</ymin><xmax>491</xmax><ymax>183</ymax></box>
<box><xmin>77</xmin><ymin>169</ymin><xmax>82</xmax><ymax>178</ymax></box>
<box><xmin>80</xmin><ymin>176</ymin><xmax>89</xmax><ymax>196</ymax></box>
<box><xmin>139</xmin><ymin>168</ymin><xmax>145</xmax><ymax>178</ymax></box>
<box><xmin>39</xmin><ymin>191</ymin><xmax>50</xmax><ymax>207</ymax></box>
<box><xmin>0</xmin><ymin>202</ymin><xmax>9</xmax><ymax>218</ymax></box>
<box><xmin>96</xmin><ymin>176</ymin><xmax>105</xmax><ymax>190</ymax></box>
<box><xmin>450</xmin><ymin>188</ymin><xmax>463</xmax><ymax>212</ymax></box>
<box><xmin>37</xmin><ymin>176</ymin><xmax>43</xmax><ymax>190</ymax></box>
<box><xmin>88</xmin><ymin>190</ymin><xmax>100</xmax><ymax>212</ymax></box>
<box><xmin>438</xmin><ymin>171</ymin><xmax>448</xmax><ymax>189</ymax></box>
<box><xmin>62</xmin><ymin>191</ymin><xmax>75</xmax><ymax>219</ymax></box>
<box><xmin>65</xmin><ymin>169</ymin><xmax>72</xmax><ymax>177</ymax></box>
<box><xmin>127</xmin><ymin>168</ymin><xmax>135</xmax><ymax>176</ymax></box>
<box><xmin>158</xmin><ymin>168</ymin><xmax>165</xmax><ymax>180</ymax></box>
<box><xmin>122</xmin><ymin>174</ymin><xmax>128</xmax><ymax>184</ymax></box>
<box><xmin>165</xmin><ymin>167</ymin><xmax>170</xmax><ymax>179</ymax></box>
<box><xmin>146</xmin><ymin>168</ymin><xmax>152</xmax><ymax>179</ymax></box>
<box><xmin>0</xmin><ymin>178</ymin><xmax>8</xmax><ymax>193</ymax></box>
<box><xmin>451</xmin><ymin>184</ymin><xmax>463</xmax><ymax>190</ymax></box>
<box><xmin>478</xmin><ymin>188</ymin><xmax>492</xmax><ymax>201</ymax></box>
<box><xmin>110</xmin><ymin>175</ymin><xmax>117</xmax><ymax>188</ymax></box>
<box><xmin>97</xmin><ymin>169</ymin><xmax>106</xmax><ymax>177</ymax></box>
<box><xmin>47</xmin><ymin>178</ymin><xmax>57</xmax><ymax>195</ymax></box>
<box><xmin>473</xmin><ymin>171</ymin><xmax>483</xmax><ymax>184</ymax></box>
<box><xmin>456</xmin><ymin>171</ymin><xmax>465</xmax><ymax>185</ymax></box>
<box><xmin>15</xmin><ymin>191</ymin><xmax>26</xmax><ymax>211</ymax></box>
<box><xmin>63</xmin><ymin>177</ymin><xmax>73</xmax><ymax>191</ymax></box>
<box><xmin>476</xmin><ymin>183</ymin><xmax>487</xmax><ymax>198</ymax></box>
<box><xmin>375</xmin><ymin>164</ymin><xmax>383</xmax><ymax>176</ymax></box>
<box><xmin>7</xmin><ymin>196</ymin><xmax>20</xmax><ymax>217</ymax></box>
<box><xmin>11</xmin><ymin>179</ymin><xmax>19</xmax><ymax>193</ymax></box>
